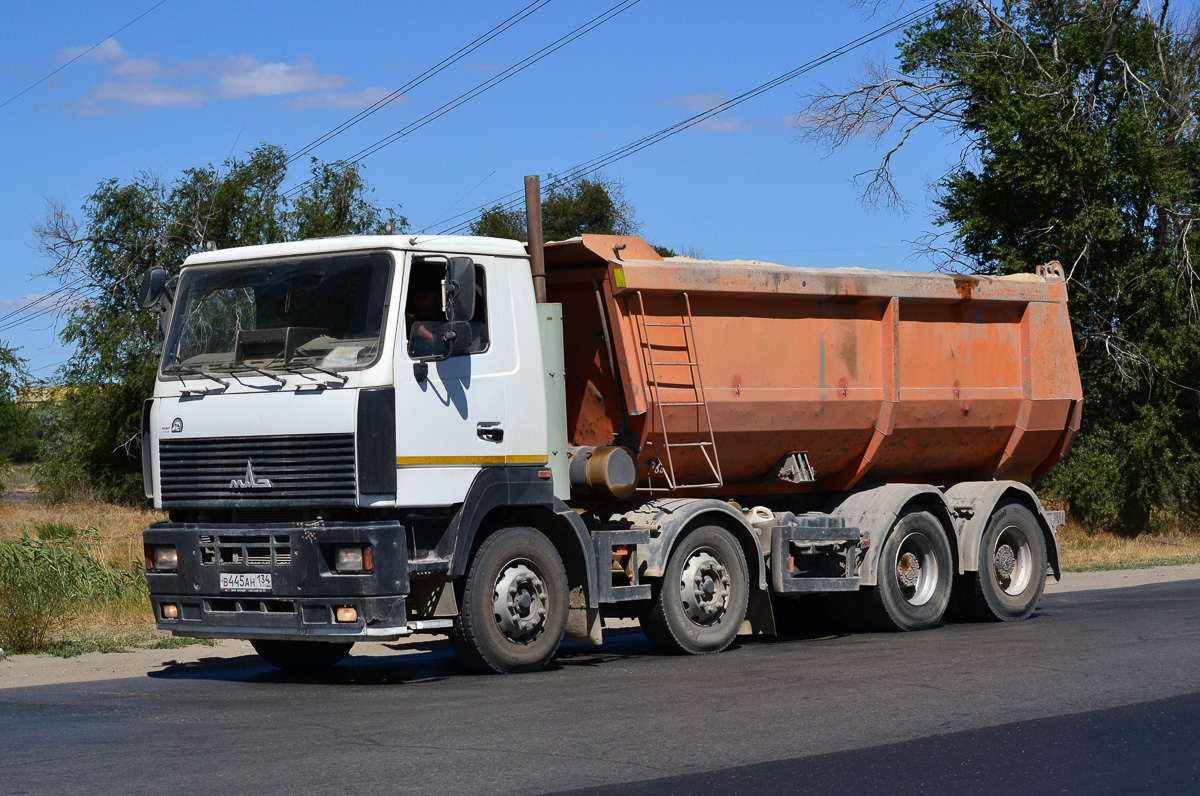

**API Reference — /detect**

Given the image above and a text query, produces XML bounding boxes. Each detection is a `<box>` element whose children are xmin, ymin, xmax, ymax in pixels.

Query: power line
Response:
<box><xmin>285</xmin><ymin>0</ymin><xmax>557</xmax><ymax>167</ymax></box>
<box><xmin>0</xmin><ymin>0</ymin><xmax>170</xmax><ymax>111</ymax></box>
<box><xmin>283</xmin><ymin>0</ymin><xmax>643</xmax><ymax>201</ymax></box>
<box><xmin>435</xmin><ymin>1</ymin><xmax>940</xmax><ymax>235</ymax></box>
<box><xmin>0</xmin><ymin>278</ymin><xmax>89</xmax><ymax>331</ymax></box>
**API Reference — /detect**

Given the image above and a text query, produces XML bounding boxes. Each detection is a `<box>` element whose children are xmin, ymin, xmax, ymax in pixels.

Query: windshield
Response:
<box><xmin>161</xmin><ymin>251</ymin><xmax>393</xmax><ymax>375</ymax></box>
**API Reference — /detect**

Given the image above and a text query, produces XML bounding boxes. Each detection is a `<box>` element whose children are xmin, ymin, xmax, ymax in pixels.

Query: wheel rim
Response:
<box><xmin>678</xmin><ymin>547</ymin><xmax>731</xmax><ymax>626</ymax></box>
<box><xmin>993</xmin><ymin>524</ymin><xmax>1033</xmax><ymax>595</ymax></box>
<box><xmin>492</xmin><ymin>559</ymin><xmax>549</xmax><ymax>644</ymax></box>
<box><xmin>893</xmin><ymin>531</ymin><xmax>939</xmax><ymax>606</ymax></box>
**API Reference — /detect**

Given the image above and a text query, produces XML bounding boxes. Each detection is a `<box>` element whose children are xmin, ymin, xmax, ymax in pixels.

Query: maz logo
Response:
<box><xmin>230</xmin><ymin>460</ymin><xmax>273</xmax><ymax>489</ymax></box>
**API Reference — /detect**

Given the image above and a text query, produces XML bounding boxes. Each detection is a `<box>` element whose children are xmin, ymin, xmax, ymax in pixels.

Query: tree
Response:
<box><xmin>800</xmin><ymin>1</ymin><xmax>1200</xmax><ymax>532</ymax></box>
<box><xmin>0</xmin><ymin>342</ymin><xmax>33</xmax><ymax>492</ymax></box>
<box><xmin>470</xmin><ymin>175</ymin><xmax>639</xmax><ymax>241</ymax></box>
<box><xmin>34</xmin><ymin>145</ymin><xmax>403</xmax><ymax>503</ymax></box>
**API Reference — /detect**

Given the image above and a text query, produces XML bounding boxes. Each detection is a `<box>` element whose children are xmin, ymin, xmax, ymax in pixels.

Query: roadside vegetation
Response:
<box><xmin>0</xmin><ymin>495</ymin><xmax>1197</xmax><ymax>658</ymax></box>
<box><xmin>0</xmin><ymin>502</ymin><xmax>167</xmax><ymax>657</ymax></box>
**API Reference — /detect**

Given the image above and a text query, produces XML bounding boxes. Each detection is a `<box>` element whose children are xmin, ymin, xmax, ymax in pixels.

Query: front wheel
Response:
<box><xmin>951</xmin><ymin>501</ymin><xmax>1047</xmax><ymax>622</ymax></box>
<box><xmin>641</xmin><ymin>524</ymin><xmax>749</xmax><ymax>655</ymax></box>
<box><xmin>860</xmin><ymin>509</ymin><xmax>953</xmax><ymax>631</ymax></box>
<box><xmin>450</xmin><ymin>526</ymin><xmax>569</xmax><ymax>674</ymax></box>
<box><xmin>251</xmin><ymin>640</ymin><xmax>354</xmax><ymax>671</ymax></box>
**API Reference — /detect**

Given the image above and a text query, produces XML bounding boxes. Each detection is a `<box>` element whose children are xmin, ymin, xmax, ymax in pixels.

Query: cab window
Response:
<box><xmin>405</xmin><ymin>259</ymin><xmax>489</xmax><ymax>358</ymax></box>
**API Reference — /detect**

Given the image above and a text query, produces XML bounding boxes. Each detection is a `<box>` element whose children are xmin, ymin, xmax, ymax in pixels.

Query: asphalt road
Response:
<box><xmin>3</xmin><ymin>581</ymin><xmax>1199</xmax><ymax>795</ymax></box>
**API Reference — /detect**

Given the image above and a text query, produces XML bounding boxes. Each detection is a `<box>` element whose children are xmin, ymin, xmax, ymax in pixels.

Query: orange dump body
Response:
<box><xmin>544</xmin><ymin>235</ymin><xmax>1082</xmax><ymax>497</ymax></box>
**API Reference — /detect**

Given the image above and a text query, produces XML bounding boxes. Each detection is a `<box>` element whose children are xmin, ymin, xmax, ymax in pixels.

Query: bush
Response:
<box><xmin>0</xmin><ymin>529</ymin><xmax>146</xmax><ymax>654</ymax></box>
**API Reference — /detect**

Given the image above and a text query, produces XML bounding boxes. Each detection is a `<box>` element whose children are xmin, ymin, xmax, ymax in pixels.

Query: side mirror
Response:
<box><xmin>445</xmin><ymin>257</ymin><xmax>475</xmax><ymax>323</ymax></box>
<box><xmin>138</xmin><ymin>267</ymin><xmax>168</xmax><ymax>309</ymax></box>
<box><xmin>409</xmin><ymin>319</ymin><xmax>474</xmax><ymax>361</ymax></box>
<box><xmin>437</xmin><ymin>320</ymin><xmax>473</xmax><ymax>354</ymax></box>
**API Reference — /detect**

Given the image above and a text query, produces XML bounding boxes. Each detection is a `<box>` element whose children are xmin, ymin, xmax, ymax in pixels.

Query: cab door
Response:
<box><xmin>393</xmin><ymin>252</ymin><xmax>510</xmax><ymax>507</ymax></box>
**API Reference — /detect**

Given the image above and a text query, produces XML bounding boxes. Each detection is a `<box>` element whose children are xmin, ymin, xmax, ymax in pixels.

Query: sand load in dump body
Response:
<box><xmin>543</xmin><ymin>235</ymin><xmax>1082</xmax><ymax>497</ymax></box>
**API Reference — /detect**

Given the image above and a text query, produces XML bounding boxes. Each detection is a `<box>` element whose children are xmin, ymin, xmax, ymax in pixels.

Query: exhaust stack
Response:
<box><xmin>525</xmin><ymin>175</ymin><xmax>547</xmax><ymax>303</ymax></box>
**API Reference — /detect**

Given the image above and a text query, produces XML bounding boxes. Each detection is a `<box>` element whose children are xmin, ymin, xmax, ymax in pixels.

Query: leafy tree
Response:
<box><xmin>801</xmin><ymin>1</ymin><xmax>1200</xmax><ymax>532</ymax></box>
<box><xmin>471</xmin><ymin>175</ymin><xmax>639</xmax><ymax>241</ymax></box>
<box><xmin>33</xmin><ymin>145</ymin><xmax>403</xmax><ymax>503</ymax></box>
<box><xmin>0</xmin><ymin>342</ymin><xmax>34</xmax><ymax>493</ymax></box>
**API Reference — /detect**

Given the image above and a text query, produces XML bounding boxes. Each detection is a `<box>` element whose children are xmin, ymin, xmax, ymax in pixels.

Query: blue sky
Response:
<box><xmin>0</xmin><ymin>0</ymin><xmax>965</xmax><ymax>377</ymax></box>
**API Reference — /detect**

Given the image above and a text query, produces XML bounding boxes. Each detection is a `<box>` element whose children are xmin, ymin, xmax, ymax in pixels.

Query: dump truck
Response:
<box><xmin>139</xmin><ymin>185</ymin><xmax>1081</xmax><ymax>673</ymax></box>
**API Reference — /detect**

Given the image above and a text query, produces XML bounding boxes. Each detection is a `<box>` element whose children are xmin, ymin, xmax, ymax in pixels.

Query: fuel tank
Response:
<box><xmin>544</xmin><ymin>235</ymin><xmax>1081</xmax><ymax>496</ymax></box>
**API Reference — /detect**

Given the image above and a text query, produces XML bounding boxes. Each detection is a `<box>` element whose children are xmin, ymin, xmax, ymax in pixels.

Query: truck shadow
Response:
<box><xmin>147</xmin><ymin>616</ymin><xmax>858</xmax><ymax>686</ymax></box>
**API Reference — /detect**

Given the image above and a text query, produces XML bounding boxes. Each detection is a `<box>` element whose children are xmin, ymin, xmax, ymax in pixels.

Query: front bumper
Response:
<box><xmin>144</xmin><ymin>521</ymin><xmax>412</xmax><ymax>641</ymax></box>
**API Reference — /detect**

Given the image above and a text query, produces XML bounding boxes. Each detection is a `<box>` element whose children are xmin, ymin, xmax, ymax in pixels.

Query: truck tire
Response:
<box><xmin>641</xmin><ymin>523</ymin><xmax>749</xmax><ymax>655</ymax></box>
<box><xmin>952</xmin><ymin>501</ymin><xmax>1047</xmax><ymax>622</ymax></box>
<box><xmin>251</xmin><ymin>640</ymin><xmax>353</xmax><ymax>671</ymax></box>
<box><xmin>450</xmin><ymin>526</ymin><xmax>569</xmax><ymax>674</ymax></box>
<box><xmin>860</xmin><ymin>509</ymin><xmax>952</xmax><ymax>632</ymax></box>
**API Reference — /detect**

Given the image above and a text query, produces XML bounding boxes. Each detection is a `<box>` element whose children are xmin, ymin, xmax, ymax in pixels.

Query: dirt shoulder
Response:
<box><xmin>3</xmin><ymin>564</ymin><xmax>1198</xmax><ymax>691</ymax></box>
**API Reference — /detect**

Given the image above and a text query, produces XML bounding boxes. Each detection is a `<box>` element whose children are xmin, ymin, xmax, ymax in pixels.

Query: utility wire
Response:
<box><xmin>286</xmin><ymin>0</ymin><xmax>556</xmax><ymax>167</ymax></box>
<box><xmin>283</xmin><ymin>0</ymin><xmax>643</xmax><ymax>200</ymax></box>
<box><xmin>434</xmin><ymin>1</ymin><xmax>940</xmax><ymax>235</ymax></box>
<box><xmin>0</xmin><ymin>278</ymin><xmax>89</xmax><ymax>330</ymax></box>
<box><xmin>0</xmin><ymin>0</ymin><xmax>170</xmax><ymax>111</ymax></box>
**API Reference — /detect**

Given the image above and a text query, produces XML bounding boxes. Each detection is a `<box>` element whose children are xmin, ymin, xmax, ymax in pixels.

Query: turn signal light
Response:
<box><xmin>335</xmin><ymin>607</ymin><xmax>358</xmax><ymax>623</ymax></box>
<box><xmin>161</xmin><ymin>603</ymin><xmax>179</xmax><ymax>620</ymax></box>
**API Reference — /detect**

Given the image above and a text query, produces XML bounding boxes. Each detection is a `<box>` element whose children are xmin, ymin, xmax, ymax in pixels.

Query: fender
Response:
<box><xmin>943</xmin><ymin>480</ymin><xmax>1061</xmax><ymax>580</ymax></box>
<box><xmin>445</xmin><ymin>466</ymin><xmax>600</xmax><ymax>606</ymax></box>
<box><xmin>827</xmin><ymin>484</ymin><xmax>956</xmax><ymax>587</ymax></box>
<box><xmin>616</xmin><ymin>498</ymin><xmax>767</xmax><ymax>591</ymax></box>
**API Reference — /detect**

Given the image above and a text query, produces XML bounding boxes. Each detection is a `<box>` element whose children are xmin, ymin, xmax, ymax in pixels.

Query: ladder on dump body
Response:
<box><xmin>634</xmin><ymin>290</ymin><xmax>723</xmax><ymax>491</ymax></box>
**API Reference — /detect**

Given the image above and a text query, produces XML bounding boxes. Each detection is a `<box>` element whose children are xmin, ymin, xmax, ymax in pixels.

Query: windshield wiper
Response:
<box><xmin>283</xmin><ymin>363</ymin><xmax>349</xmax><ymax>384</ymax></box>
<box><xmin>170</xmin><ymin>364</ymin><xmax>229</xmax><ymax>388</ymax></box>
<box><xmin>227</xmin><ymin>364</ymin><xmax>286</xmax><ymax>385</ymax></box>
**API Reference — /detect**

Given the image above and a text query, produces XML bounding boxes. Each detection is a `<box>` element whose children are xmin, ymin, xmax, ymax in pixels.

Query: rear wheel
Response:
<box><xmin>450</xmin><ymin>526</ymin><xmax>569</xmax><ymax>674</ymax></box>
<box><xmin>860</xmin><ymin>509</ymin><xmax>952</xmax><ymax>631</ymax></box>
<box><xmin>641</xmin><ymin>523</ymin><xmax>749</xmax><ymax>655</ymax></box>
<box><xmin>952</xmin><ymin>501</ymin><xmax>1047</xmax><ymax>622</ymax></box>
<box><xmin>251</xmin><ymin>640</ymin><xmax>353</xmax><ymax>671</ymax></box>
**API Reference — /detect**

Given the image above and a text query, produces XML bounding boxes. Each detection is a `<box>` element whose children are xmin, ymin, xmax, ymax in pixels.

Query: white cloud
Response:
<box><xmin>54</xmin><ymin>40</ymin><xmax>359</xmax><ymax>115</ymax></box>
<box><xmin>462</xmin><ymin>62</ymin><xmax>508</xmax><ymax>73</ymax></box>
<box><xmin>89</xmin><ymin>81</ymin><xmax>206</xmax><ymax>109</ymax></box>
<box><xmin>218</xmin><ymin>59</ymin><xmax>348</xmax><ymax>98</ymax></box>
<box><xmin>0</xmin><ymin>295</ymin><xmax>46</xmax><ymax>314</ymax></box>
<box><xmin>56</xmin><ymin>37</ymin><xmax>127</xmax><ymax>65</ymax></box>
<box><xmin>282</xmin><ymin>87</ymin><xmax>399</xmax><ymax>112</ymax></box>
<box><xmin>661</xmin><ymin>90</ymin><xmax>757</xmax><ymax>134</ymax></box>
<box><xmin>110</xmin><ymin>57</ymin><xmax>162</xmax><ymax>79</ymax></box>
<box><xmin>671</xmin><ymin>91</ymin><xmax>727</xmax><ymax>111</ymax></box>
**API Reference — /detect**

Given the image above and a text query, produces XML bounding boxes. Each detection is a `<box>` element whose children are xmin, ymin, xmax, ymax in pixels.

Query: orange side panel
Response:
<box><xmin>543</xmin><ymin>235</ymin><xmax>1082</xmax><ymax>495</ymax></box>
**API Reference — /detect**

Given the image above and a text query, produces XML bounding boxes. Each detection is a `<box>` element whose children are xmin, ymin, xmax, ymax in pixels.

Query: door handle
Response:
<box><xmin>476</xmin><ymin>423</ymin><xmax>504</xmax><ymax>442</ymax></box>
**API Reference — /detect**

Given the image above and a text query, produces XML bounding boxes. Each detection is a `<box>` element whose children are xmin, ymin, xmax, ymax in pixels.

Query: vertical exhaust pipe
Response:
<box><xmin>525</xmin><ymin>175</ymin><xmax>547</xmax><ymax>304</ymax></box>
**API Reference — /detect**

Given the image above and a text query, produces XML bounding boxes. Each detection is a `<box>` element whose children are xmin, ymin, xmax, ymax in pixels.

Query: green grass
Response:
<box><xmin>0</xmin><ymin>528</ymin><xmax>147</xmax><ymax>654</ymax></box>
<box><xmin>42</xmin><ymin>631</ymin><xmax>216</xmax><ymax>658</ymax></box>
<box><xmin>1063</xmin><ymin>553</ymin><xmax>1200</xmax><ymax>572</ymax></box>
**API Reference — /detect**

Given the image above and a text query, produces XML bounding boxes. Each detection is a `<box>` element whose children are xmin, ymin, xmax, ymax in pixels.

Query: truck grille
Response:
<box><xmin>159</xmin><ymin>434</ymin><xmax>357</xmax><ymax>507</ymax></box>
<box><xmin>199</xmin><ymin>533</ymin><xmax>293</xmax><ymax>566</ymax></box>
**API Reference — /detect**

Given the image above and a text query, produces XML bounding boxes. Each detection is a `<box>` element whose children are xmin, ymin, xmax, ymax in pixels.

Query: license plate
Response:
<box><xmin>220</xmin><ymin>572</ymin><xmax>272</xmax><ymax>592</ymax></box>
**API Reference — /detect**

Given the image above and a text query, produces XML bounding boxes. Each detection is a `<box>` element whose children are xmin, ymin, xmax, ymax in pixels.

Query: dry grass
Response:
<box><xmin>0</xmin><ymin>500</ymin><xmax>163</xmax><ymax>567</ymax></box>
<box><xmin>1057</xmin><ymin>522</ymin><xmax>1200</xmax><ymax>572</ymax></box>
<box><xmin>0</xmin><ymin>499</ymin><xmax>165</xmax><ymax>635</ymax></box>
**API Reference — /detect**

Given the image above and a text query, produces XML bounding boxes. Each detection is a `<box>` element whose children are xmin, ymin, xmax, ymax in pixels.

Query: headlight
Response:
<box><xmin>334</xmin><ymin>546</ymin><xmax>373</xmax><ymax>573</ymax></box>
<box><xmin>147</xmin><ymin>545</ymin><xmax>178</xmax><ymax>571</ymax></box>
